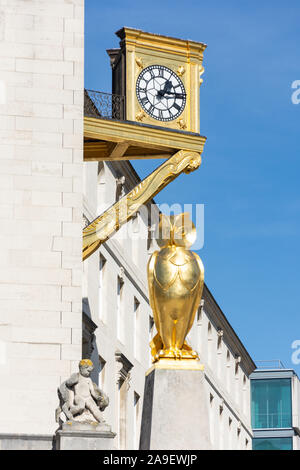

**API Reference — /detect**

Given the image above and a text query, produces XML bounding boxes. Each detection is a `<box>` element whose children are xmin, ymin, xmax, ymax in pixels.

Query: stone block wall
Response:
<box><xmin>0</xmin><ymin>0</ymin><xmax>84</xmax><ymax>436</ymax></box>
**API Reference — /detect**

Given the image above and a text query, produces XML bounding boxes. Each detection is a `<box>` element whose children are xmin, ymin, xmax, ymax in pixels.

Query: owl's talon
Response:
<box><xmin>152</xmin><ymin>346</ymin><xmax>199</xmax><ymax>362</ymax></box>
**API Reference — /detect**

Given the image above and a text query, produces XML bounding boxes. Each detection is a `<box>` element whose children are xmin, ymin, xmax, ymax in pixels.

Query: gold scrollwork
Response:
<box><xmin>177</xmin><ymin>65</ymin><xmax>185</xmax><ymax>76</ymax></box>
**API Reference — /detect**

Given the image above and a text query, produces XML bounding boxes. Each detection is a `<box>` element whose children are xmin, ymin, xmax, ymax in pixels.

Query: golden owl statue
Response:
<box><xmin>148</xmin><ymin>213</ymin><xmax>204</xmax><ymax>363</ymax></box>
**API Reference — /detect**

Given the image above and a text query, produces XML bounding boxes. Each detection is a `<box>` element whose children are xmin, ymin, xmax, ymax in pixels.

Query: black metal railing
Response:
<box><xmin>84</xmin><ymin>89</ymin><xmax>125</xmax><ymax>120</ymax></box>
<box><xmin>253</xmin><ymin>412</ymin><xmax>292</xmax><ymax>429</ymax></box>
<box><xmin>255</xmin><ymin>360</ymin><xmax>286</xmax><ymax>370</ymax></box>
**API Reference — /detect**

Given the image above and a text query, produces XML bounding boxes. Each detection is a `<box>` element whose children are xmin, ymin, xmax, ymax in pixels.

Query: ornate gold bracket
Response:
<box><xmin>83</xmin><ymin>150</ymin><xmax>202</xmax><ymax>261</ymax></box>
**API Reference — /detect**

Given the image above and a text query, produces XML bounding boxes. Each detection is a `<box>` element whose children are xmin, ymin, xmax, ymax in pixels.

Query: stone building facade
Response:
<box><xmin>251</xmin><ymin>366</ymin><xmax>300</xmax><ymax>450</ymax></box>
<box><xmin>83</xmin><ymin>159</ymin><xmax>256</xmax><ymax>450</ymax></box>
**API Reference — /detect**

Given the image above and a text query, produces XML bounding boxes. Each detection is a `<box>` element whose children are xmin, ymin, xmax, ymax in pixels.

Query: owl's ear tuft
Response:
<box><xmin>173</xmin><ymin>213</ymin><xmax>196</xmax><ymax>248</ymax></box>
<box><xmin>155</xmin><ymin>212</ymin><xmax>197</xmax><ymax>248</ymax></box>
<box><xmin>173</xmin><ymin>212</ymin><xmax>190</xmax><ymax>228</ymax></box>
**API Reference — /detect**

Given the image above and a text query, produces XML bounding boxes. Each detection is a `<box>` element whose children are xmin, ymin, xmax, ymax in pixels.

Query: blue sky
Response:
<box><xmin>85</xmin><ymin>1</ymin><xmax>300</xmax><ymax>374</ymax></box>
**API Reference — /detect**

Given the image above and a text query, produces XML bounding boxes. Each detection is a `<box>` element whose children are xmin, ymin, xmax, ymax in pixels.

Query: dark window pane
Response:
<box><xmin>253</xmin><ymin>437</ymin><xmax>293</xmax><ymax>450</ymax></box>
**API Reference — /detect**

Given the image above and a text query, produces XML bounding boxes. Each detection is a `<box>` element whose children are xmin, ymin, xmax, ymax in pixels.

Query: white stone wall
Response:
<box><xmin>83</xmin><ymin>161</ymin><xmax>157</xmax><ymax>450</ymax></box>
<box><xmin>83</xmin><ymin>160</ymin><xmax>253</xmax><ymax>450</ymax></box>
<box><xmin>0</xmin><ymin>0</ymin><xmax>84</xmax><ymax>435</ymax></box>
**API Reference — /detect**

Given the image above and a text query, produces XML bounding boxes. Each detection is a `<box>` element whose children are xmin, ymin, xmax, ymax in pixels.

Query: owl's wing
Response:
<box><xmin>147</xmin><ymin>250</ymin><xmax>161</xmax><ymax>338</ymax></box>
<box><xmin>186</xmin><ymin>252</ymin><xmax>205</xmax><ymax>334</ymax></box>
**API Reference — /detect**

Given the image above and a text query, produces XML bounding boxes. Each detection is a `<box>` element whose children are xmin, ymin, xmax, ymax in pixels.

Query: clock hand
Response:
<box><xmin>164</xmin><ymin>93</ymin><xmax>186</xmax><ymax>99</ymax></box>
<box><xmin>157</xmin><ymin>80</ymin><xmax>172</xmax><ymax>98</ymax></box>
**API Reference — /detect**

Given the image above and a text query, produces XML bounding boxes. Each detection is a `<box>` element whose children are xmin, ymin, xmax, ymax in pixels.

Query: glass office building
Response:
<box><xmin>250</xmin><ymin>363</ymin><xmax>300</xmax><ymax>450</ymax></box>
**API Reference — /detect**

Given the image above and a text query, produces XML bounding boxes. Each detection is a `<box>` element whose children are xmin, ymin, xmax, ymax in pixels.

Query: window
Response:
<box><xmin>149</xmin><ymin>315</ymin><xmax>154</xmax><ymax>340</ymax></box>
<box><xmin>133</xmin><ymin>392</ymin><xmax>140</xmax><ymax>449</ymax></box>
<box><xmin>197</xmin><ymin>299</ymin><xmax>204</xmax><ymax>325</ymax></box>
<box><xmin>235</xmin><ymin>357</ymin><xmax>240</xmax><ymax>376</ymax></box>
<box><xmin>251</xmin><ymin>378</ymin><xmax>292</xmax><ymax>429</ymax></box>
<box><xmin>118</xmin><ymin>377</ymin><xmax>127</xmax><ymax>450</ymax></box>
<box><xmin>228</xmin><ymin>417</ymin><xmax>233</xmax><ymax>448</ymax></box>
<box><xmin>149</xmin><ymin>315</ymin><xmax>154</xmax><ymax>364</ymax></box>
<box><xmin>197</xmin><ymin>307</ymin><xmax>202</xmax><ymax>324</ymax></box>
<box><xmin>217</xmin><ymin>330</ymin><xmax>223</xmax><ymax>380</ymax></box>
<box><xmin>208</xmin><ymin>322</ymin><xmax>212</xmax><ymax>339</ymax></box>
<box><xmin>99</xmin><ymin>254</ymin><xmax>106</xmax><ymax>320</ymax></box>
<box><xmin>209</xmin><ymin>393</ymin><xmax>215</xmax><ymax>445</ymax></box>
<box><xmin>83</xmin><ymin>246</ymin><xmax>88</xmax><ymax>297</ymax></box>
<box><xmin>226</xmin><ymin>350</ymin><xmax>231</xmax><ymax>391</ymax></box>
<box><xmin>242</xmin><ymin>374</ymin><xmax>247</xmax><ymax>414</ymax></box>
<box><xmin>252</xmin><ymin>437</ymin><xmax>293</xmax><ymax>451</ymax></box>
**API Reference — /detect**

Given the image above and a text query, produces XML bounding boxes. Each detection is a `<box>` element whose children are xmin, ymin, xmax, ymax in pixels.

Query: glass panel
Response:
<box><xmin>253</xmin><ymin>437</ymin><xmax>293</xmax><ymax>450</ymax></box>
<box><xmin>251</xmin><ymin>378</ymin><xmax>292</xmax><ymax>429</ymax></box>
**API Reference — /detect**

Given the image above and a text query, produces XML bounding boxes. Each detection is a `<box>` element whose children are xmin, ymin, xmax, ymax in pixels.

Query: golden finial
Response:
<box><xmin>147</xmin><ymin>213</ymin><xmax>204</xmax><ymax>366</ymax></box>
<box><xmin>79</xmin><ymin>359</ymin><xmax>93</xmax><ymax>368</ymax></box>
<box><xmin>199</xmin><ymin>65</ymin><xmax>205</xmax><ymax>85</ymax></box>
<box><xmin>156</xmin><ymin>213</ymin><xmax>197</xmax><ymax>248</ymax></box>
<box><xmin>177</xmin><ymin>118</ymin><xmax>187</xmax><ymax>130</ymax></box>
<box><xmin>177</xmin><ymin>65</ymin><xmax>185</xmax><ymax>76</ymax></box>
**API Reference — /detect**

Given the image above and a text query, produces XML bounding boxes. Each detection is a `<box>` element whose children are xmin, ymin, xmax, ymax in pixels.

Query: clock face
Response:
<box><xmin>136</xmin><ymin>65</ymin><xmax>186</xmax><ymax>122</ymax></box>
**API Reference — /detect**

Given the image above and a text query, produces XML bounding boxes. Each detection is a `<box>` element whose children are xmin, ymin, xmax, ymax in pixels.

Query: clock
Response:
<box><xmin>136</xmin><ymin>65</ymin><xmax>186</xmax><ymax>122</ymax></box>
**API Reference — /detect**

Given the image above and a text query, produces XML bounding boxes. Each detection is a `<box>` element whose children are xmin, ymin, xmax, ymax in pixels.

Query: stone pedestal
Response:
<box><xmin>55</xmin><ymin>422</ymin><xmax>116</xmax><ymax>450</ymax></box>
<box><xmin>139</xmin><ymin>361</ymin><xmax>212</xmax><ymax>450</ymax></box>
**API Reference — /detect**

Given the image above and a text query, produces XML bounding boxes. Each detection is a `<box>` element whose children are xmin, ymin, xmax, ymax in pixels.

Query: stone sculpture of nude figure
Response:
<box><xmin>56</xmin><ymin>359</ymin><xmax>109</xmax><ymax>424</ymax></box>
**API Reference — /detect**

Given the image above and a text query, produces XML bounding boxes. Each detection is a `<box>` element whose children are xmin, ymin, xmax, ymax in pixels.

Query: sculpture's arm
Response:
<box><xmin>83</xmin><ymin>150</ymin><xmax>202</xmax><ymax>261</ymax></box>
<box><xmin>186</xmin><ymin>252</ymin><xmax>205</xmax><ymax>334</ymax></box>
<box><xmin>147</xmin><ymin>251</ymin><xmax>166</xmax><ymax>358</ymax></box>
<box><xmin>194</xmin><ymin>252</ymin><xmax>205</xmax><ymax>290</ymax></box>
<box><xmin>66</xmin><ymin>373</ymin><xmax>79</xmax><ymax>388</ymax></box>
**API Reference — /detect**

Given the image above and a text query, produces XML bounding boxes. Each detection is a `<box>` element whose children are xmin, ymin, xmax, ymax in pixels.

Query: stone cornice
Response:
<box><xmin>84</xmin><ymin>116</ymin><xmax>206</xmax><ymax>161</ymax></box>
